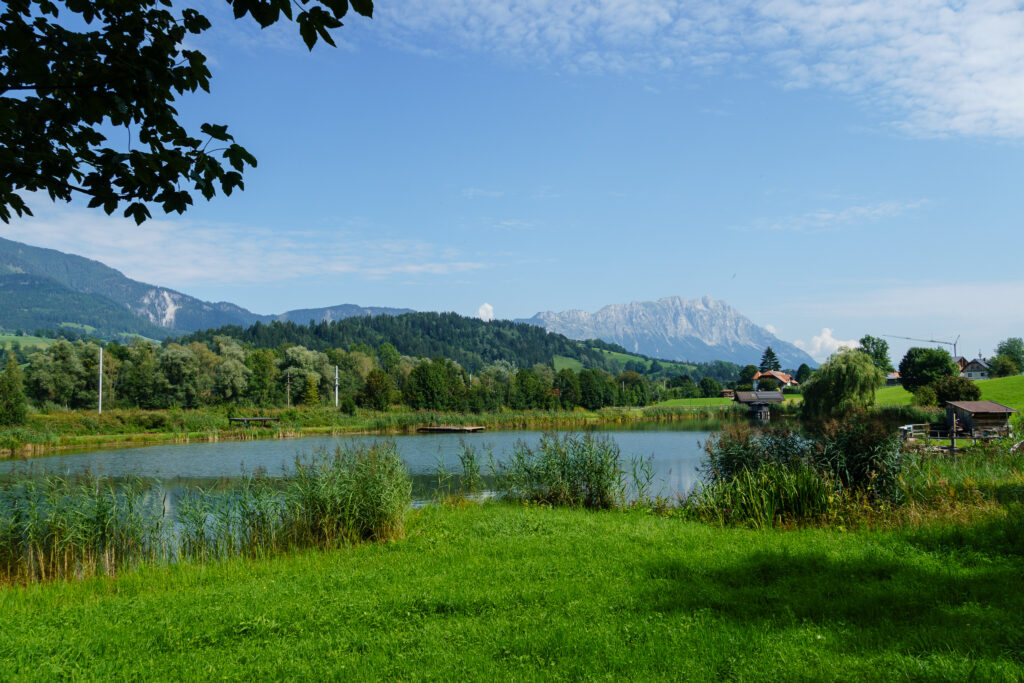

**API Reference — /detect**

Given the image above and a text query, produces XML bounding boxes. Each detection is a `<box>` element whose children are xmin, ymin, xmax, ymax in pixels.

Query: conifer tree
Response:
<box><xmin>0</xmin><ymin>355</ymin><xmax>28</xmax><ymax>426</ymax></box>
<box><xmin>759</xmin><ymin>347</ymin><xmax>781</xmax><ymax>372</ymax></box>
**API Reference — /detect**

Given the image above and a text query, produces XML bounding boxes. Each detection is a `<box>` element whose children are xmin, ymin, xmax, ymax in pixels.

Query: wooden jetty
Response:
<box><xmin>416</xmin><ymin>425</ymin><xmax>485</xmax><ymax>433</ymax></box>
<box><xmin>228</xmin><ymin>417</ymin><xmax>281</xmax><ymax>426</ymax></box>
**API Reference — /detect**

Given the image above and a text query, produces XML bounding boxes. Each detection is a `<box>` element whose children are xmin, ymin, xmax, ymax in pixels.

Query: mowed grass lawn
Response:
<box><xmin>874</xmin><ymin>375</ymin><xmax>1024</xmax><ymax>412</ymax></box>
<box><xmin>0</xmin><ymin>503</ymin><xmax>1021</xmax><ymax>680</ymax></box>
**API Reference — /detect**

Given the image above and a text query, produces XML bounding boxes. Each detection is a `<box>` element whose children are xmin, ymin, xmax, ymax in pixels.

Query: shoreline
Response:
<box><xmin>1</xmin><ymin>405</ymin><xmax>742</xmax><ymax>460</ymax></box>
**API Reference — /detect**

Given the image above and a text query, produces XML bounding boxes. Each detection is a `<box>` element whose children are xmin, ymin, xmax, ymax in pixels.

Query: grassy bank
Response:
<box><xmin>874</xmin><ymin>375</ymin><xmax>1024</xmax><ymax>411</ymax></box>
<box><xmin>0</xmin><ymin>502</ymin><xmax>1020</xmax><ymax>680</ymax></box>
<box><xmin>0</xmin><ymin>404</ymin><xmax>744</xmax><ymax>457</ymax></box>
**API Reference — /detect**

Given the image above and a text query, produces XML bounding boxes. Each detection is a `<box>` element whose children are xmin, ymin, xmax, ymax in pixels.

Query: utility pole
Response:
<box><xmin>98</xmin><ymin>346</ymin><xmax>103</xmax><ymax>414</ymax></box>
<box><xmin>286</xmin><ymin>370</ymin><xmax>291</xmax><ymax>407</ymax></box>
<box><xmin>334</xmin><ymin>365</ymin><xmax>339</xmax><ymax>408</ymax></box>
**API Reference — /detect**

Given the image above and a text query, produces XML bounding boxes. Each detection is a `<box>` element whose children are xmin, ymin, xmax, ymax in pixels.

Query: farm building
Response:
<box><xmin>752</xmin><ymin>370</ymin><xmax>799</xmax><ymax>389</ymax></box>
<box><xmin>734</xmin><ymin>390</ymin><xmax>784</xmax><ymax>421</ymax></box>
<box><xmin>945</xmin><ymin>401</ymin><xmax>1017</xmax><ymax>438</ymax></box>
<box><xmin>960</xmin><ymin>359</ymin><xmax>990</xmax><ymax>380</ymax></box>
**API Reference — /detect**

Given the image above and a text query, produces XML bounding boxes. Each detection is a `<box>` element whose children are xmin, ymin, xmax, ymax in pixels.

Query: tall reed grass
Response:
<box><xmin>689</xmin><ymin>418</ymin><xmax>904</xmax><ymax>527</ymax></box>
<box><xmin>0</xmin><ymin>442</ymin><xmax>412</xmax><ymax>584</ymax></box>
<box><xmin>501</xmin><ymin>433</ymin><xmax>625</xmax><ymax>509</ymax></box>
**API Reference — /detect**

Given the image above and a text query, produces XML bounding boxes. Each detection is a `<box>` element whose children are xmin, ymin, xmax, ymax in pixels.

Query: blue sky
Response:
<box><xmin>5</xmin><ymin>0</ymin><xmax>1024</xmax><ymax>362</ymax></box>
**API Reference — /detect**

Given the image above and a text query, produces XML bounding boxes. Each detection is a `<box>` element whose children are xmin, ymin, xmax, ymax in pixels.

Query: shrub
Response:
<box><xmin>912</xmin><ymin>385</ymin><xmax>938</xmax><ymax>407</ymax></box>
<box><xmin>931</xmin><ymin>375</ymin><xmax>981</xmax><ymax>404</ymax></box>
<box><xmin>695</xmin><ymin>417</ymin><xmax>905</xmax><ymax>526</ymax></box>
<box><xmin>339</xmin><ymin>396</ymin><xmax>357</xmax><ymax>416</ymax></box>
<box><xmin>502</xmin><ymin>432</ymin><xmax>624</xmax><ymax>509</ymax></box>
<box><xmin>814</xmin><ymin>417</ymin><xmax>904</xmax><ymax>503</ymax></box>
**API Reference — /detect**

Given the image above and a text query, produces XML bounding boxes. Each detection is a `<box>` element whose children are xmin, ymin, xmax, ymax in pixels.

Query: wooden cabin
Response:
<box><xmin>945</xmin><ymin>401</ymin><xmax>1017</xmax><ymax>438</ymax></box>
<box><xmin>734</xmin><ymin>390</ymin><xmax>785</xmax><ymax>421</ymax></box>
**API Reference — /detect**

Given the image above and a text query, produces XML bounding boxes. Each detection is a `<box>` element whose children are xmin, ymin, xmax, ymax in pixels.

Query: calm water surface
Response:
<box><xmin>0</xmin><ymin>426</ymin><xmax>714</xmax><ymax>500</ymax></box>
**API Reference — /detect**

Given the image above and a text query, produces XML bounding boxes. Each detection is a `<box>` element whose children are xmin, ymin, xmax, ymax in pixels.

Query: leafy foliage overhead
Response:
<box><xmin>1</xmin><ymin>0</ymin><xmax>372</xmax><ymax>224</ymax></box>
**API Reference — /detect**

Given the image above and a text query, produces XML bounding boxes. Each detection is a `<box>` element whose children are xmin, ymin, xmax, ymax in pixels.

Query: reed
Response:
<box><xmin>0</xmin><ymin>442</ymin><xmax>413</xmax><ymax>584</ymax></box>
<box><xmin>501</xmin><ymin>432</ymin><xmax>625</xmax><ymax>509</ymax></box>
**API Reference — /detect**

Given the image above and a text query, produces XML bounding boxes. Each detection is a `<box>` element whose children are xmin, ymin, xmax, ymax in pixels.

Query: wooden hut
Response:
<box><xmin>945</xmin><ymin>401</ymin><xmax>1017</xmax><ymax>438</ymax></box>
<box><xmin>734</xmin><ymin>390</ymin><xmax>784</xmax><ymax>421</ymax></box>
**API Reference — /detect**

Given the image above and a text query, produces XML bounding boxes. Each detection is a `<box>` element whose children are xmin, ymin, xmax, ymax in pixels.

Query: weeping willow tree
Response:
<box><xmin>801</xmin><ymin>349</ymin><xmax>885</xmax><ymax>419</ymax></box>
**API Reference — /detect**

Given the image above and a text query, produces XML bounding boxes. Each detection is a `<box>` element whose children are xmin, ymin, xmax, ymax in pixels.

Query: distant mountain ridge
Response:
<box><xmin>518</xmin><ymin>296</ymin><xmax>817</xmax><ymax>369</ymax></box>
<box><xmin>0</xmin><ymin>237</ymin><xmax>412</xmax><ymax>335</ymax></box>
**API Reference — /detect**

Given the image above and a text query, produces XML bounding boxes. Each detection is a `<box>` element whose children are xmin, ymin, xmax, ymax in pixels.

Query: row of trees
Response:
<box><xmin>800</xmin><ymin>334</ymin><xmax>1024</xmax><ymax>418</ymax></box>
<box><xmin>3</xmin><ymin>337</ymin><xmax>703</xmax><ymax>417</ymax></box>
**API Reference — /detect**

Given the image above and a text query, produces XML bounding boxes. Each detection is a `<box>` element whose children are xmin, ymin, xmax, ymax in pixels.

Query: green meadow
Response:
<box><xmin>0</xmin><ymin>334</ymin><xmax>54</xmax><ymax>351</ymax></box>
<box><xmin>874</xmin><ymin>375</ymin><xmax>1024</xmax><ymax>412</ymax></box>
<box><xmin>0</xmin><ymin>502</ymin><xmax>1020</xmax><ymax>680</ymax></box>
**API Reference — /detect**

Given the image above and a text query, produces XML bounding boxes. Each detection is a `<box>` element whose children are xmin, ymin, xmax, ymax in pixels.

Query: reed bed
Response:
<box><xmin>685</xmin><ymin>419</ymin><xmax>905</xmax><ymax>528</ymax></box>
<box><xmin>0</xmin><ymin>441</ymin><xmax>411</xmax><ymax>584</ymax></box>
<box><xmin>501</xmin><ymin>433</ymin><xmax>625</xmax><ymax>509</ymax></box>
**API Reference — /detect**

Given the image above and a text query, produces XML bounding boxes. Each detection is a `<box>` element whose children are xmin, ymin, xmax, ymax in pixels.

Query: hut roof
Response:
<box><xmin>735</xmin><ymin>391</ymin><xmax>785</xmax><ymax>404</ymax></box>
<box><xmin>946</xmin><ymin>401</ymin><xmax>1018</xmax><ymax>414</ymax></box>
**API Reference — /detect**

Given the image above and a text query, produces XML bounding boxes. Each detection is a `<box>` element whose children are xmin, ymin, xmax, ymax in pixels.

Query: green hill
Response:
<box><xmin>875</xmin><ymin>376</ymin><xmax>1024</xmax><ymax>412</ymax></box>
<box><xmin>182</xmin><ymin>313</ymin><xmax>741</xmax><ymax>381</ymax></box>
<box><xmin>0</xmin><ymin>273</ymin><xmax>174</xmax><ymax>340</ymax></box>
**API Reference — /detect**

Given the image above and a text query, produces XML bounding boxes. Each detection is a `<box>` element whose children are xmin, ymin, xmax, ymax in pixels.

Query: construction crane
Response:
<box><xmin>883</xmin><ymin>334</ymin><xmax>960</xmax><ymax>358</ymax></box>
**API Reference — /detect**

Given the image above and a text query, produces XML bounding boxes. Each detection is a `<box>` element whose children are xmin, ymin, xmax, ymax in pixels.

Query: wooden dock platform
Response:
<box><xmin>416</xmin><ymin>425</ymin><xmax>485</xmax><ymax>433</ymax></box>
<box><xmin>228</xmin><ymin>417</ymin><xmax>281</xmax><ymax>426</ymax></box>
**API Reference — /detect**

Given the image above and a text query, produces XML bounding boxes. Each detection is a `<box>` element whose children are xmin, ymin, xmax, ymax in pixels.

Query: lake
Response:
<box><xmin>0</xmin><ymin>425</ymin><xmax>714</xmax><ymax>501</ymax></box>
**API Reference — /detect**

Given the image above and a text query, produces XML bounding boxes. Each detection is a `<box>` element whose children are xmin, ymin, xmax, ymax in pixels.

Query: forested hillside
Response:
<box><xmin>182</xmin><ymin>313</ymin><xmax>624</xmax><ymax>374</ymax></box>
<box><xmin>0</xmin><ymin>274</ymin><xmax>173</xmax><ymax>340</ymax></box>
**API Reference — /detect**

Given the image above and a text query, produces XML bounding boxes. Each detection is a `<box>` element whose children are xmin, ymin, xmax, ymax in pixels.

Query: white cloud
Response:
<box><xmin>794</xmin><ymin>327</ymin><xmax>859</xmax><ymax>361</ymax></box>
<box><xmin>737</xmin><ymin>199</ymin><xmax>925</xmax><ymax>232</ymax></box>
<box><xmin>462</xmin><ymin>187</ymin><xmax>505</xmax><ymax>199</ymax></box>
<box><xmin>1</xmin><ymin>202</ymin><xmax>486</xmax><ymax>290</ymax></box>
<box><xmin>765</xmin><ymin>323</ymin><xmax>777</xmax><ymax>334</ymax></box>
<box><xmin>477</xmin><ymin>302</ymin><xmax>495</xmax><ymax>321</ymax></box>
<box><xmin>376</xmin><ymin>1</ymin><xmax>1024</xmax><ymax>138</ymax></box>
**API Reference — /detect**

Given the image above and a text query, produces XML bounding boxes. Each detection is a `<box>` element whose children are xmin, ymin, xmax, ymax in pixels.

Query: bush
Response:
<box><xmin>502</xmin><ymin>433</ymin><xmax>624</xmax><ymax>509</ymax></box>
<box><xmin>931</xmin><ymin>375</ymin><xmax>981</xmax><ymax>404</ymax></box>
<box><xmin>695</xmin><ymin>418</ymin><xmax>905</xmax><ymax>526</ymax></box>
<box><xmin>912</xmin><ymin>385</ymin><xmax>938</xmax><ymax>407</ymax></box>
<box><xmin>339</xmin><ymin>396</ymin><xmax>357</xmax><ymax>416</ymax></box>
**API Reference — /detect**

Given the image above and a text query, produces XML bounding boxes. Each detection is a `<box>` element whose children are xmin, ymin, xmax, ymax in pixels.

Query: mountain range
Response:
<box><xmin>0</xmin><ymin>237</ymin><xmax>411</xmax><ymax>337</ymax></box>
<box><xmin>518</xmin><ymin>296</ymin><xmax>817</xmax><ymax>369</ymax></box>
<box><xmin>0</xmin><ymin>237</ymin><xmax>816</xmax><ymax>368</ymax></box>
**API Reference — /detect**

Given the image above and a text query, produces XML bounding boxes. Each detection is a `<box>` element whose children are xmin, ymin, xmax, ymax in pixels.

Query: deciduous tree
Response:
<box><xmin>995</xmin><ymin>338</ymin><xmax>1024</xmax><ymax>374</ymax></box>
<box><xmin>0</xmin><ymin>355</ymin><xmax>27</xmax><ymax>426</ymax></box>
<box><xmin>1</xmin><ymin>0</ymin><xmax>372</xmax><ymax>223</ymax></box>
<box><xmin>801</xmin><ymin>349</ymin><xmax>884</xmax><ymax>418</ymax></box>
<box><xmin>858</xmin><ymin>335</ymin><xmax>894</xmax><ymax>372</ymax></box>
<box><xmin>898</xmin><ymin>347</ymin><xmax>957</xmax><ymax>393</ymax></box>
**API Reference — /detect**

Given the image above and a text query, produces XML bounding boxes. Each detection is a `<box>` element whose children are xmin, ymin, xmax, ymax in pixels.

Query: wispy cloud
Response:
<box><xmin>2</xmin><ymin>203</ymin><xmax>486</xmax><ymax>290</ymax></box>
<box><xmin>462</xmin><ymin>187</ymin><xmax>505</xmax><ymax>199</ymax></box>
<box><xmin>375</xmin><ymin>1</ymin><xmax>1024</xmax><ymax>138</ymax></box>
<box><xmin>736</xmin><ymin>199</ymin><xmax>925</xmax><ymax>233</ymax></box>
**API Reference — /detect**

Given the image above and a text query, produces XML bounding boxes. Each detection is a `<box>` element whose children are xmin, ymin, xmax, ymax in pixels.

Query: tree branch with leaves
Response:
<box><xmin>1</xmin><ymin>0</ymin><xmax>372</xmax><ymax>224</ymax></box>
